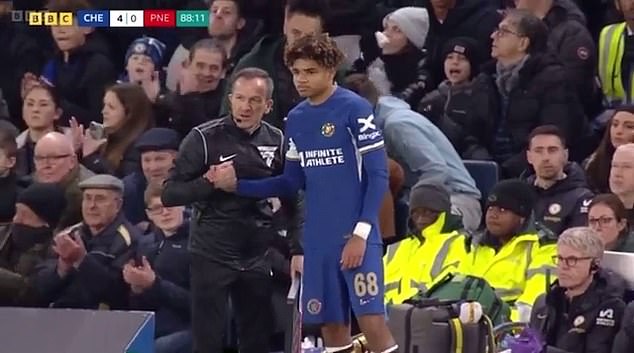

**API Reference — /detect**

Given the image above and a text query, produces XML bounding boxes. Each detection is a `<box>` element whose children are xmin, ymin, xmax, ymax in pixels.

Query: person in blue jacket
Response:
<box><xmin>124</xmin><ymin>183</ymin><xmax>191</xmax><ymax>353</ymax></box>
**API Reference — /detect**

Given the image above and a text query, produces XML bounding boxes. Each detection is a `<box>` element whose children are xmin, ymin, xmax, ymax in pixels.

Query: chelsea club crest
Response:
<box><xmin>321</xmin><ymin>122</ymin><xmax>335</xmax><ymax>137</ymax></box>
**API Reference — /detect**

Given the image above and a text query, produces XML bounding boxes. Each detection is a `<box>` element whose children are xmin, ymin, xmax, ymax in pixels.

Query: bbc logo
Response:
<box><xmin>24</xmin><ymin>11</ymin><xmax>74</xmax><ymax>26</ymax></box>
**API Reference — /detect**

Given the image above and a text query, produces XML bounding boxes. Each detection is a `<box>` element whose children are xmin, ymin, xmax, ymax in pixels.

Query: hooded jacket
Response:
<box><xmin>544</xmin><ymin>0</ymin><xmax>598</xmax><ymax>116</ymax></box>
<box><xmin>460</xmin><ymin>218</ymin><xmax>558</xmax><ymax>321</ymax></box>
<box><xmin>527</xmin><ymin>163</ymin><xmax>594</xmax><ymax>236</ymax></box>
<box><xmin>373</xmin><ymin>95</ymin><xmax>480</xmax><ymax>199</ymax></box>
<box><xmin>40</xmin><ymin>32</ymin><xmax>116</xmax><ymax>126</ymax></box>
<box><xmin>530</xmin><ymin>269</ymin><xmax>626</xmax><ymax>353</ymax></box>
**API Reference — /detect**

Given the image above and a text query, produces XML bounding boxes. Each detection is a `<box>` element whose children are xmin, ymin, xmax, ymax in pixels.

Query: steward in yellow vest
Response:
<box><xmin>384</xmin><ymin>183</ymin><xmax>468</xmax><ymax>304</ymax></box>
<box><xmin>457</xmin><ymin>180</ymin><xmax>557</xmax><ymax>322</ymax></box>
<box><xmin>599</xmin><ymin>21</ymin><xmax>634</xmax><ymax>106</ymax></box>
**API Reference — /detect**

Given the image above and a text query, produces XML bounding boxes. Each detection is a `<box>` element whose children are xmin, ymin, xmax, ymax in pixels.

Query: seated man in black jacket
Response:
<box><xmin>34</xmin><ymin>174</ymin><xmax>138</xmax><ymax>309</ymax></box>
<box><xmin>124</xmin><ymin>184</ymin><xmax>191</xmax><ymax>353</ymax></box>
<box><xmin>530</xmin><ymin>227</ymin><xmax>625</xmax><ymax>353</ymax></box>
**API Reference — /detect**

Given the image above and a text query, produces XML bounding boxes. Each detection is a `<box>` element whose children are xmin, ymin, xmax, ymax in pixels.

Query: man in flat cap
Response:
<box><xmin>122</xmin><ymin>128</ymin><xmax>180</xmax><ymax>228</ymax></box>
<box><xmin>34</xmin><ymin>174</ymin><xmax>140</xmax><ymax>309</ymax></box>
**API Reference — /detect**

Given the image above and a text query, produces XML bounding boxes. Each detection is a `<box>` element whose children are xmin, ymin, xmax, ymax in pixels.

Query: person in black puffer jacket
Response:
<box><xmin>466</xmin><ymin>9</ymin><xmax>584</xmax><ymax>178</ymax></box>
<box><xmin>418</xmin><ymin>36</ymin><xmax>489</xmax><ymax>160</ymax></box>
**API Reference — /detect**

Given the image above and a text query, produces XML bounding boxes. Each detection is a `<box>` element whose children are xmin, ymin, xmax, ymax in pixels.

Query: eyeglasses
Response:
<box><xmin>146</xmin><ymin>205</ymin><xmax>167</xmax><ymax>215</ymax></box>
<box><xmin>34</xmin><ymin>154</ymin><xmax>71</xmax><ymax>163</ymax></box>
<box><xmin>553</xmin><ymin>255</ymin><xmax>594</xmax><ymax>267</ymax></box>
<box><xmin>588</xmin><ymin>216</ymin><xmax>616</xmax><ymax>227</ymax></box>
<box><xmin>493</xmin><ymin>26</ymin><xmax>523</xmax><ymax>38</ymax></box>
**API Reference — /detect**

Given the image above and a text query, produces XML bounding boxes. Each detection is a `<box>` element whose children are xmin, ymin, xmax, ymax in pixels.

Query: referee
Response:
<box><xmin>162</xmin><ymin>68</ymin><xmax>303</xmax><ymax>353</ymax></box>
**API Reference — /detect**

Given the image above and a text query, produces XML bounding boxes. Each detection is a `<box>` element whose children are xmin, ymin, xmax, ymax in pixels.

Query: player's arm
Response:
<box><xmin>237</xmin><ymin>137</ymin><xmax>305</xmax><ymax>198</ymax></box>
<box><xmin>351</xmin><ymin>105</ymin><xmax>389</xmax><ymax>239</ymax></box>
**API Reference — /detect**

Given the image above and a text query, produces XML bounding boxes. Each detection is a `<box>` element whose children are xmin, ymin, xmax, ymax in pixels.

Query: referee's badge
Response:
<box><xmin>321</xmin><ymin>122</ymin><xmax>335</xmax><ymax>137</ymax></box>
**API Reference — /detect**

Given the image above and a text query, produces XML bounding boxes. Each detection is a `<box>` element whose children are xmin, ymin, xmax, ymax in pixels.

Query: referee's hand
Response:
<box><xmin>290</xmin><ymin>255</ymin><xmax>304</xmax><ymax>277</ymax></box>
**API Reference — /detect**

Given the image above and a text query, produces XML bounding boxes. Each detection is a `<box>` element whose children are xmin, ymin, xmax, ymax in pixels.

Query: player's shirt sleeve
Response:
<box><xmin>348</xmin><ymin>100</ymin><xmax>389</xmax><ymax>238</ymax></box>
<box><xmin>236</xmin><ymin>135</ymin><xmax>305</xmax><ymax>198</ymax></box>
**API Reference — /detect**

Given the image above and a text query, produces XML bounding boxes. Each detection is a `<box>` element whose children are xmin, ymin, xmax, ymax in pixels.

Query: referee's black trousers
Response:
<box><xmin>191</xmin><ymin>254</ymin><xmax>273</xmax><ymax>353</ymax></box>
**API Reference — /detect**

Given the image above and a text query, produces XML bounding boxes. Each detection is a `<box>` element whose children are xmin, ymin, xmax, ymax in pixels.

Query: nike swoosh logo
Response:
<box><xmin>219</xmin><ymin>154</ymin><xmax>236</xmax><ymax>162</ymax></box>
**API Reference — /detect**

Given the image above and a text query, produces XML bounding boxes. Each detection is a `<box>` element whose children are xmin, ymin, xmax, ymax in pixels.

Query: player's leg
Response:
<box><xmin>307</xmin><ymin>251</ymin><xmax>354</xmax><ymax>353</ymax></box>
<box><xmin>345</xmin><ymin>244</ymin><xmax>398</xmax><ymax>353</ymax></box>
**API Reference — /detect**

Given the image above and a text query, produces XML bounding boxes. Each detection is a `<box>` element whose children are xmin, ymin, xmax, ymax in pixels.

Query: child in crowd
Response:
<box><xmin>118</xmin><ymin>36</ymin><xmax>167</xmax><ymax>103</ymax></box>
<box><xmin>417</xmin><ymin>37</ymin><xmax>488</xmax><ymax>160</ymax></box>
<box><xmin>36</xmin><ymin>0</ymin><xmax>116</xmax><ymax>126</ymax></box>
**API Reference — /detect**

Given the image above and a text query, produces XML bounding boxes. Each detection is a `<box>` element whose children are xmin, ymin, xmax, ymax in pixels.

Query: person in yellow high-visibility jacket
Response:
<box><xmin>458</xmin><ymin>179</ymin><xmax>557</xmax><ymax>323</ymax></box>
<box><xmin>599</xmin><ymin>17</ymin><xmax>634</xmax><ymax>106</ymax></box>
<box><xmin>383</xmin><ymin>182</ymin><xmax>468</xmax><ymax>304</ymax></box>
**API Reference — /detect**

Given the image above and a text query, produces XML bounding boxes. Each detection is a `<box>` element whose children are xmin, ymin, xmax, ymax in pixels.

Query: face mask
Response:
<box><xmin>11</xmin><ymin>224</ymin><xmax>53</xmax><ymax>251</ymax></box>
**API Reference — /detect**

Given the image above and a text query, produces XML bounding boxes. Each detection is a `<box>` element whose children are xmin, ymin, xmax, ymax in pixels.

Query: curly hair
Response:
<box><xmin>284</xmin><ymin>34</ymin><xmax>344</xmax><ymax>70</ymax></box>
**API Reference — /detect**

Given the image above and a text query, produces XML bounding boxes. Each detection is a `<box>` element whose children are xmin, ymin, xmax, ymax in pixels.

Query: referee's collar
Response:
<box><xmin>225</xmin><ymin>115</ymin><xmax>263</xmax><ymax>138</ymax></box>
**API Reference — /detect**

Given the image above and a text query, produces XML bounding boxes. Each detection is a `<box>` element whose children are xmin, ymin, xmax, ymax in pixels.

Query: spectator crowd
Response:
<box><xmin>2</xmin><ymin>0</ymin><xmax>634</xmax><ymax>352</ymax></box>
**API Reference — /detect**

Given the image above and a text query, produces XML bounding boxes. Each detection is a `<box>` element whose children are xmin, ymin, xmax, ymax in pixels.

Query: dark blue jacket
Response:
<box><xmin>34</xmin><ymin>213</ymin><xmax>139</xmax><ymax>309</ymax></box>
<box><xmin>130</xmin><ymin>221</ymin><xmax>190</xmax><ymax>337</ymax></box>
<box><xmin>40</xmin><ymin>32</ymin><xmax>116</xmax><ymax>126</ymax></box>
<box><xmin>122</xmin><ymin>172</ymin><xmax>148</xmax><ymax>225</ymax></box>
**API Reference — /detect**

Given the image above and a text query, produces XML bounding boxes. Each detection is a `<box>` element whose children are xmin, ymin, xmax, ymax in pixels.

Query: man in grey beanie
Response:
<box><xmin>408</xmin><ymin>182</ymin><xmax>463</xmax><ymax>234</ymax></box>
<box><xmin>383</xmin><ymin>181</ymin><xmax>468</xmax><ymax>304</ymax></box>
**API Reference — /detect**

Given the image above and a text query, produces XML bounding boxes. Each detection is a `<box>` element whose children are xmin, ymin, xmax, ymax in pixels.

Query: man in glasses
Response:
<box><xmin>124</xmin><ymin>183</ymin><xmax>191</xmax><ymax>353</ymax></box>
<box><xmin>530</xmin><ymin>227</ymin><xmax>626</xmax><ymax>353</ymax></box>
<box><xmin>468</xmin><ymin>9</ymin><xmax>583</xmax><ymax>177</ymax></box>
<box><xmin>32</xmin><ymin>132</ymin><xmax>94</xmax><ymax>228</ymax></box>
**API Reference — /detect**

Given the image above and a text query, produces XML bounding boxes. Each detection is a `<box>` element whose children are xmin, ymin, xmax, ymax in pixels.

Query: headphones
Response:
<box><xmin>590</xmin><ymin>260</ymin><xmax>599</xmax><ymax>273</ymax></box>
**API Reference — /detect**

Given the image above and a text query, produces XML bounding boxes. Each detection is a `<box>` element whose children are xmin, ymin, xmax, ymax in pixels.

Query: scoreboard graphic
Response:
<box><xmin>12</xmin><ymin>9</ymin><xmax>210</xmax><ymax>28</ymax></box>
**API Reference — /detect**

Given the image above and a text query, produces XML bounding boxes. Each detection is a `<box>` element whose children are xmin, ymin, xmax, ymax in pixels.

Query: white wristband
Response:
<box><xmin>353</xmin><ymin>222</ymin><xmax>372</xmax><ymax>240</ymax></box>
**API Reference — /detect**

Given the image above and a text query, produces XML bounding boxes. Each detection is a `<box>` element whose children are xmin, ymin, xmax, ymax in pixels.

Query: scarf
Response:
<box><xmin>495</xmin><ymin>55</ymin><xmax>530</xmax><ymax>98</ymax></box>
<box><xmin>381</xmin><ymin>50</ymin><xmax>429</xmax><ymax>104</ymax></box>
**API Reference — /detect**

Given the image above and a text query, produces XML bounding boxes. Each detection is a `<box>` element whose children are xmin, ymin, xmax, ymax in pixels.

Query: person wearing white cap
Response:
<box><xmin>368</xmin><ymin>7</ymin><xmax>432</xmax><ymax>108</ymax></box>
